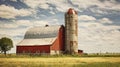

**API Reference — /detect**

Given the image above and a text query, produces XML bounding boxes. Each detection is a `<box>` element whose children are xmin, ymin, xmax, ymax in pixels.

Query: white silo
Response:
<box><xmin>65</xmin><ymin>8</ymin><xmax>78</xmax><ymax>54</ymax></box>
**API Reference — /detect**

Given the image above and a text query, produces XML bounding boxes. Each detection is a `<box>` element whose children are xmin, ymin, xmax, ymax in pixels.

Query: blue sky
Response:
<box><xmin>0</xmin><ymin>0</ymin><xmax>120</xmax><ymax>53</ymax></box>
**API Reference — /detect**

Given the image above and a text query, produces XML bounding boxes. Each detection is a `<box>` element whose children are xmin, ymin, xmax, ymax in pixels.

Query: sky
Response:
<box><xmin>0</xmin><ymin>0</ymin><xmax>120</xmax><ymax>53</ymax></box>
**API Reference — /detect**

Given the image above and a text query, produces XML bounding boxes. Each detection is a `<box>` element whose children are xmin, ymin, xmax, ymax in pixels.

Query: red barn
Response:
<box><xmin>16</xmin><ymin>25</ymin><xmax>65</xmax><ymax>55</ymax></box>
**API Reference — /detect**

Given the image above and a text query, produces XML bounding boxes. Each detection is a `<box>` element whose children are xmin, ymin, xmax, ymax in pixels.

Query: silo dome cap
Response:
<box><xmin>67</xmin><ymin>8</ymin><xmax>77</xmax><ymax>14</ymax></box>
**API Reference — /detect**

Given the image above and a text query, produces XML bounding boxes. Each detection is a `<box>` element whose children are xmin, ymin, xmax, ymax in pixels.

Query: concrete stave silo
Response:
<box><xmin>65</xmin><ymin>8</ymin><xmax>78</xmax><ymax>54</ymax></box>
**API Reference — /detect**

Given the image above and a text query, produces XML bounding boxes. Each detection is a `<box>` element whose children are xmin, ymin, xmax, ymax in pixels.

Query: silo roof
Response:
<box><xmin>17</xmin><ymin>25</ymin><xmax>61</xmax><ymax>46</ymax></box>
<box><xmin>67</xmin><ymin>8</ymin><xmax>77</xmax><ymax>14</ymax></box>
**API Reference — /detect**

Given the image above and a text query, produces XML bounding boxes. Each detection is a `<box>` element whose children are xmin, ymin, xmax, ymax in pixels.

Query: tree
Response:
<box><xmin>0</xmin><ymin>37</ymin><xmax>13</xmax><ymax>55</ymax></box>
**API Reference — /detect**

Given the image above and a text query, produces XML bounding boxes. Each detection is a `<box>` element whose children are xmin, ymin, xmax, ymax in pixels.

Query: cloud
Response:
<box><xmin>79</xmin><ymin>15</ymin><xmax>112</xmax><ymax>24</ymax></box>
<box><xmin>79</xmin><ymin>15</ymin><xmax>96</xmax><ymax>21</ymax></box>
<box><xmin>97</xmin><ymin>0</ymin><xmax>120</xmax><ymax>10</ymax></box>
<box><xmin>72</xmin><ymin>0</ymin><xmax>100</xmax><ymax>9</ymax></box>
<box><xmin>0</xmin><ymin>23</ymin><xmax>18</xmax><ymax>28</ymax></box>
<box><xmin>21</xmin><ymin>0</ymin><xmax>49</xmax><ymax>9</ymax></box>
<box><xmin>99</xmin><ymin>18</ymin><xmax>112</xmax><ymax>24</ymax></box>
<box><xmin>51</xmin><ymin>1</ymin><xmax>72</xmax><ymax>12</ymax></box>
<box><xmin>72</xmin><ymin>0</ymin><xmax>120</xmax><ymax>10</ymax></box>
<box><xmin>0</xmin><ymin>19</ymin><xmax>50</xmax><ymax>29</ymax></box>
<box><xmin>71</xmin><ymin>0</ymin><xmax>120</xmax><ymax>15</ymax></box>
<box><xmin>0</xmin><ymin>5</ymin><xmax>33</xmax><ymax>19</ymax></box>
<box><xmin>21</xmin><ymin>0</ymin><xmax>120</xmax><ymax>14</ymax></box>
<box><xmin>0</xmin><ymin>34</ymin><xmax>12</xmax><ymax>39</ymax></box>
<box><xmin>33</xmin><ymin>20</ymin><xmax>49</xmax><ymax>26</ymax></box>
<box><xmin>0</xmin><ymin>19</ymin><xmax>59</xmax><ymax>40</ymax></box>
<box><xmin>0</xmin><ymin>20</ymin><xmax>18</xmax><ymax>29</ymax></box>
<box><xmin>0</xmin><ymin>20</ymin><xmax>31</xmax><ymax>29</ymax></box>
<box><xmin>77</xmin><ymin>14</ymin><xmax>120</xmax><ymax>53</ymax></box>
<box><xmin>78</xmin><ymin>22</ymin><xmax>120</xmax><ymax>53</ymax></box>
<box><xmin>16</xmin><ymin>20</ymin><xmax>32</xmax><ymax>27</ymax></box>
<box><xmin>49</xmin><ymin>11</ymin><xmax>55</xmax><ymax>14</ymax></box>
<box><xmin>21</xmin><ymin>0</ymin><xmax>73</xmax><ymax>12</ymax></box>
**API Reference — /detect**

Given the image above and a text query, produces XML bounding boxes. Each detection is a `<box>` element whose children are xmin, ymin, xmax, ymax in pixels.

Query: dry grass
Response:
<box><xmin>0</xmin><ymin>57</ymin><xmax>120</xmax><ymax>67</ymax></box>
<box><xmin>1</xmin><ymin>57</ymin><xmax>120</xmax><ymax>63</ymax></box>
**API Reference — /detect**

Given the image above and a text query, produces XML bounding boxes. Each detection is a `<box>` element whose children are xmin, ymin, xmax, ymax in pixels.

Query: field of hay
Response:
<box><xmin>0</xmin><ymin>57</ymin><xmax>120</xmax><ymax>67</ymax></box>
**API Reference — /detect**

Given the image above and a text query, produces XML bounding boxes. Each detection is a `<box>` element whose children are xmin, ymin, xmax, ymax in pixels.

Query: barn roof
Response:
<box><xmin>24</xmin><ymin>25</ymin><xmax>61</xmax><ymax>39</ymax></box>
<box><xmin>17</xmin><ymin>25</ymin><xmax>62</xmax><ymax>46</ymax></box>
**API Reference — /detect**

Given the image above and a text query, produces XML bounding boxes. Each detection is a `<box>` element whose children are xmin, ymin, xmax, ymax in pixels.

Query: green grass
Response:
<box><xmin>0</xmin><ymin>53</ymin><xmax>120</xmax><ymax>58</ymax></box>
<box><xmin>0</xmin><ymin>62</ymin><xmax>120</xmax><ymax>67</ymax></box>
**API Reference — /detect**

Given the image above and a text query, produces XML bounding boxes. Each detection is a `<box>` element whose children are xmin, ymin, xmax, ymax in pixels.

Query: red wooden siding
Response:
<box><xmin>78</xmin><ymin>50</ymin><xmax>83</xmax><ymax>54</ymax></box>
<box><xmin>17</xmin><ymin>45</ymin><xmax>50</xmax><ymax>54</ymax></box>
<box><xmin>51</xmin><ymin>26</ymin><xmax>65</xmax><ymax>51</ymax></box>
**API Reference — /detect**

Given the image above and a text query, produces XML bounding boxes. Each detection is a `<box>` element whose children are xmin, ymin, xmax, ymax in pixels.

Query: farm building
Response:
<box><xmin>16</xmin><ymin>8</ymin><xmax>83</xmax><ymax>55</ymax></box>
<box><xmin>17</xmin><ymin>25</ymin><xmax>65</xmax><ymax>55</ymax></box>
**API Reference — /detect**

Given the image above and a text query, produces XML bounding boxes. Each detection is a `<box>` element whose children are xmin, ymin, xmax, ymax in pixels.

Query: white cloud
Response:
<box><xmin>21</xmin><ymin>0</ymin><xmax>49</xmax><ymax>9</ymax></box>
<box><xmin>16</xmin><ymin>20</ymin><xmax>32</xmax><ymax>27</ymax></box>
<box><xmin>72</xmin><ymin>0</ymin><xmax>120</xmax><ymax>11</ymax></box>
<box><xmin>72</xmin><ymin>0</ymin><xmax>100</xmax><ymax>9</ymax></box>
<box><xmin>21</xmin><ymin>0</ymin><xmax>120</xmax><ymax>14</ymax></box>
<box><xmin>99</xmin><ymin>18</ymin><xmax>112</xmax><ymax>24</ymax></box>
<box><xmin>0</xmin><ymin>34</ymin><xmax>12</xmax><ymax>39</ymax></box>
<box><xmin>21</xmin><ymin>0</ymin><xmax>73</xmax><ymax>12</ymax></box>
<box><xmin>79</xmin><ymin>15</ymin><xmax>112</xmax><ymax>24</ymax></box>
<box><xmin>50</xmin><ymin>19</ymin><xmax>60</xmax><ymax>25</ymax></box>
<box><xmin>49</xmin><ymin>11</ymin><xmax>55</xmax><ymax>14</ymax></box>
<box><xmin>0</xmin><ymin>23</ymin><xmax>18</xmax><ymax>28</ymax></box>
<box><xmin>97</xmin><ymin>0</ymin><xmax>120</xmax><ymax>11</ymax></box>
<box><xmin>0</xmin><ymin>20</ymin><xmax>32</xmax><ymax>29</ymax></box>
<box><xmin>90</xmin><ymin>8</ymin><xmax>109</xmax><ymax>14</ymax></box>
<box><xmin>0</xmin><ymin>20</ymin><xmax>50</xmax><ymax>42</ymax></box>
<box><xmin>71</xmin><ymin>0</ymin><xmax>120</xmax><ymax>15</ymax></box>
<box><xmin>0</xmin><ymin>19</ymin><xmax>51</xmax><ymax>29</ymax></box>
<box><xmin>0</xmin><ymin>5</ymin><xmax>33</xmax><ymax>19</ymax></box>
<box><xmin>33</xmin><ymin>20</ymin><xmax>49</xmax><ymax>26</ymax></box>
<box><xmin>79</xmin><ymin>15</ymin><xmax>96</xmax><ymax>21</ymax></box>
<box><xmin>78</xmin><ymin>22</ymin><xmax>120</xmax><ymax>53</ymax></box>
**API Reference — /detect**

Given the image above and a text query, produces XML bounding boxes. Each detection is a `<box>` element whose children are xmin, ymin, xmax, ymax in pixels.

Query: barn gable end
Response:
<box><xmin>50</xmin><ymin>25</ymin><xmax>65</xmax><ymax>54</ymax></box>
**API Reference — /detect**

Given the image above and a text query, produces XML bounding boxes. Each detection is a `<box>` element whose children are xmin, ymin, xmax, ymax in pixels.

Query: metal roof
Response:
<box><xmin>24</xmin><ymin>25</ymin><xmax>61</xmax><ymax>39</ymax></box>
<box><xmin>17</xmin><ymin>37</ymin><xmax>56</xmax><ymax>46</ymax></box>
<box><xmin>17</xmin><ymin>25</ymin><xmax>61</xmax><ymax>46</ymax></box>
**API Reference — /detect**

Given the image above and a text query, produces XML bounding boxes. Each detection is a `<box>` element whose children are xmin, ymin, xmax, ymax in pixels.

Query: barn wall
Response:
<box><xmin>50</xmin><ymin>26</ymin><xmax>65</xmax><ymax>54</ymax></box>
<box><xmin>16</xmin><ymin>45</ymin><xmax>50</xmax><ymax>54</ymax></box>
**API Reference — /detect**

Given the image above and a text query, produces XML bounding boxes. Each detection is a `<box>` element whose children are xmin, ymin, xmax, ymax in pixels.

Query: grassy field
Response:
<box><xmin>0</xmin><ymin>55</ymin><xmax>120</xmax><ymax>67</ymax></box>
<box><xmin>0</xmin><ymin>54</ymin><xmax>120</xmax><ymax>67</ymax></box>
